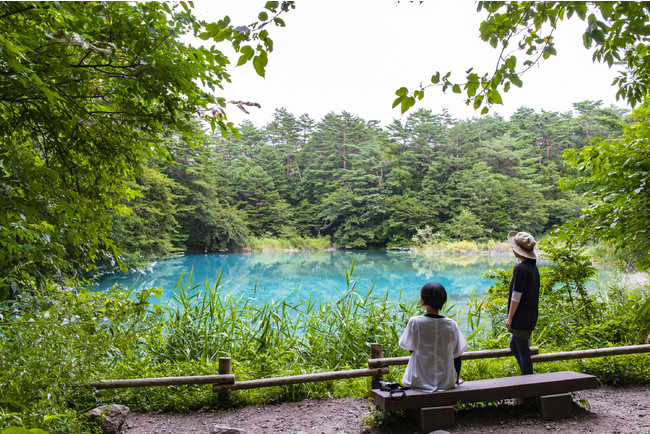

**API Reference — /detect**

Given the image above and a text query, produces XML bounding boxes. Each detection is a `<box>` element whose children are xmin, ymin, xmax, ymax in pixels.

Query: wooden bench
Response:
<box><xmin>371</xmin><ymin>371</ymin><xmax>599</xmax><ymax>432</ymax></box>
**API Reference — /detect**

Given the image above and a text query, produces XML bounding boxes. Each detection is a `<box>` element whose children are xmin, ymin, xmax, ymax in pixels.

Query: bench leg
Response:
<box><xmin>410</xmin><ymin>406</ymin><xmax>455</xmax><ymax>431</ymax></box>
<box><xmin>538</xmin><ymin>393</ymin><xmax>573</xmax><ymax>420</ymax></box>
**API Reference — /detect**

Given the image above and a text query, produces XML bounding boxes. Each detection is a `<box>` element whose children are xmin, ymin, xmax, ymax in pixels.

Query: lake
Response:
<box><xmin>93</xmin><ymin>250</ymin><xmax>515</xmax><ymax>307</ymax></box>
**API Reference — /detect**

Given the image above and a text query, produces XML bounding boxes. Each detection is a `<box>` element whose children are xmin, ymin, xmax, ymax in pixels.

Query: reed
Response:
<box><xmin>137</xmin><ymin>261</ymin><xmax>419</xmax><ymax>393</ymax></box>
<box><xmin>245</xmin><ymin>236</ymin><xmax>332</xmax><ymax>251</ymax></box>
<box><xmin>1</xmin><ymin>260</ymin><xmax>648</xmax><ymax>433</ymax></box>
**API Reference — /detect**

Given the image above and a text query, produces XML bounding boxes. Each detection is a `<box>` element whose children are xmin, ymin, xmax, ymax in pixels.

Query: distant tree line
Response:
<box><xmin>110</xmin><ymin>101</ymin><xmax>628</xmax><ymax>264</ymax></box>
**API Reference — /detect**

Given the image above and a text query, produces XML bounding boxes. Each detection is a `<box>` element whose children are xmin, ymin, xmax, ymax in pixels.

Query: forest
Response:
<box><xmin>112</xmin><ymin>102</ymin><xmax>627</xmax><ymax>265</ymax></box>
<box><xmin>1</xmin><ymin>2</ymin><xmax>649</xmax><ymax>432</ymax></box>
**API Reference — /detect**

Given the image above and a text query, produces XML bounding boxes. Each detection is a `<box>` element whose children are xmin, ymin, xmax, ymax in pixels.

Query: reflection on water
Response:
<box><xmin>93</xmin><ymin>250</ymin><xmax>515</xmax><ymax>306</ymax></box>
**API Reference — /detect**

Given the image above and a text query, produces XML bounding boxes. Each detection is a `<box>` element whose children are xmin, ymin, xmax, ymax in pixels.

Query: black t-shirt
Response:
<box><xmin>507</xmin><ymin>259</ymin><xmax>540</xmax><ymax>331</ymax></box>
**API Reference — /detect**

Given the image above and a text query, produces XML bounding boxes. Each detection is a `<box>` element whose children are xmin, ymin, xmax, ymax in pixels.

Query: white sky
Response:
<box><xmin>190</xmin><ymin>1</ymin><xmax>627</xmax><ymax>128</ymax></box>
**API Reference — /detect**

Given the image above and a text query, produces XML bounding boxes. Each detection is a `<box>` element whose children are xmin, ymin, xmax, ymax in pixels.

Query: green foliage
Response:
<box><xmin>0</xmin><ymin>284</ymin><xmax>162</xmax><ymax>432</ymax></box>
<box><xmin>441</xmin><ymin>208</ymin><xmax>487</xmax><ymax>241</ymax></box>
<box><xmin>246</xmin><ymin>235</ymin><xmax>331</xmax><ymax>251</ymax></box>
<box><xmin>394</xmin><ymin>2</ymin><xmax>650</xmax><ymax>113</ymax></box>
<box><xmin>576</xmin><ymin>355</ymin><xmax>650</xmax><ymax>386</ymax></box>
<box><xmin>0</xmin><ymin>265</ymin><xmax>419</xmax><ymax>431</ymax></box>
<box><xmin>478</xmin><ymin>247</ymin><xmax>650</xmax><ymax>352</ymax></box>
<box><xmin>0</xmin><ymin>1</ymin><xmax>292</xmax><ymax>294</ymax></box>
<box><xmin>111</xmin><ymin>167</ymin><xmax>179</xmax><ymax>265</ymax></box>
<box><xmin>538</xmin><ymin>237</ymin><xmax>598</xmax><ymax>320</ymax></box>
<box><xmin>559</xmin><ymin>102</ymin><xmax>650</xmax><ymax>270</ymax></box>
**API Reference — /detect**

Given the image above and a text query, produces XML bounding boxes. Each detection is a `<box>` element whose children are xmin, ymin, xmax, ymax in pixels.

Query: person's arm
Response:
<box><xmin>399</xmin><ymin>318</ymin><xmax>417</xmax><ymax>351</ymax></box>
<box><xmin>506</xmin><ymin>291</ymin><xmax>522</xmax><ymax>330</ymax></box>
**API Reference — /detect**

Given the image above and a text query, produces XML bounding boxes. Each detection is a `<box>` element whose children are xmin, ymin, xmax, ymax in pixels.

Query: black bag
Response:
<box><xmin>379</xmin><ymin>381</ymin><xmax>408</xmax><ymax>400</ymax></box>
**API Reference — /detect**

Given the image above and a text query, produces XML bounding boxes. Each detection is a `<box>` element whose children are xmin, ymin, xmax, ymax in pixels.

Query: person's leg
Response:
<box><xmin>510</xmin><ymin>335</ymin><xmax>522</xmax><ymax>369</ymax></box>
<box><xmin>454</xmin><ymin>356</ymin><xmax>462</xmax><ymax>383</ymax></box>
<box><xmin>511</xmin><ymin>335</ymin><xmax>533</xmax><ymax>375</ymax></box>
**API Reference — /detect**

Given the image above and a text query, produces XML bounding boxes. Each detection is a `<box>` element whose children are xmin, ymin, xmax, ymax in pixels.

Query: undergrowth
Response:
<box><xmin>1</xmin><ymin>248</ymin><xmax>649</xmax><ymax>433</ymax></box>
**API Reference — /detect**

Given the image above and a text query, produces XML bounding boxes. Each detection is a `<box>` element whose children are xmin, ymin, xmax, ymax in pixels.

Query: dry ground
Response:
<box><xmin>122</xmin><ymin>384</ymin><xmax>649</xmax><ymax>433</ymax></box>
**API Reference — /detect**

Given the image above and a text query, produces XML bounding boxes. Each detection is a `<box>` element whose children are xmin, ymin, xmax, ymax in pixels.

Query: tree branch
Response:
<box><xmin>0</xmin><ymin>5</ymin><xmax>36</xmax><ymax>20</ymax></box>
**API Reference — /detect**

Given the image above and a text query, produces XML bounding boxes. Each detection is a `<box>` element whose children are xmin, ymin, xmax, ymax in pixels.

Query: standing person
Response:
<box><xmin>506</xmin><ymin>231</ymin><xmax>540</xmax><ymax>375</ymax></box>
<box><xmin>399</xmin><ymin>282</ymin><xmax>468</xmax><ymax>391</ymax></box>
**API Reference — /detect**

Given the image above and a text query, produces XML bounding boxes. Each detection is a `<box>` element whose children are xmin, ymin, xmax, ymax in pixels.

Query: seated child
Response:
<box><xmin>399</xmin><ymin>282</ymin><xmax>468</xmax><ymax>391</ymax></box>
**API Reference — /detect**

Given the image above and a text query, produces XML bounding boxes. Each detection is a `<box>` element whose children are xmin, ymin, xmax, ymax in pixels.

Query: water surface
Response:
<box><xmin>94</xmin><ymin>250</ymin><xmax>514</xmax><ymax>306</ymax></box>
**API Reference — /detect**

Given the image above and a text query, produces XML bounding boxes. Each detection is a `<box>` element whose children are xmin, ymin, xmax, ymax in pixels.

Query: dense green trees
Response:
<box><xmin>0</xmin><ymin>1</ymin><xmax>291</xmax><ymax>294</ymax></box>
<box><xmin>107</xmin><ymin>100</ymin><xmax>627</xmax><ymax>265</ymax></box>
<box><xmin>390</xmin><ymin>2</ymin><xmax>649</xmax><ymax>272</ymax></box>
<box><xmin>2</xmin><ymin>1</ymin><xmax>642</xmax><ymax>293</ymax></box>
<box><xmin>560</xmin><ymin>102</ymin><xmax>650</xmax><ymax>270</ymax></box>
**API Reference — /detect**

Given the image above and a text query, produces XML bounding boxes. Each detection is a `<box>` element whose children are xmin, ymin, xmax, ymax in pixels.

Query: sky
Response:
<box><xmin>189</xmin><ymin>1</ymin><xmax>626</xmax><ymax>128</ymax></box>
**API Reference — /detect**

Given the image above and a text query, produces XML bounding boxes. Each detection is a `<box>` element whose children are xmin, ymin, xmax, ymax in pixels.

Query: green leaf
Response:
<box><xmin>465</xmin><ymin>73</ymin><xmax>480</xmax><ymax>97</ymax></box>
<box><xmin>505</xmin><ymin>55</ymin><xmax>517</xmax><ymax>71</ymax></box>
<box><xmin>487</xmin><ymin>89</ymin><xmax>502</xmax><ymax>104</ymax></box>
<box><xmin>253</xmin><ymin>56</ymin><xmax>265</xmax><ymax>77</ymax></box>
<box><xmin>473</xmin><ymin>94</ymin><xmax>484</xmax><ymax>110</ymax></box>
<box><xmin>43</xmin><ymin>414</ymin><xmax>72</xmax><ymax>422</ymax></box>
<box><xmin>400</xmin><ymin>96</ymin><xmax>416</xmax><ymax>114</ymax></box>
<box><xmin>237</xmin><ymin>45</ymin><xmax>254</xmax><ymax>66</ymax></box>
<box><xmin>258</xmin><ymin>11</ymin><xmax>268</xmax><ymax>21</ymax></box>
<box><xmin>591</xmin><ymin>28</ymin><xmax>605</xmax><ymax>44</ymax></box>
<box><xmin>431</xmin><ymin>72</ymin><xmax>441</xmax><ymax>84</ymax></box>
<box><xmin>395</xmin><ymin>87</ymin><xmax>408</xmax><ymax>97</ymax></box>
<box><xmin>452</xmin><ymin>84</ymin><xmax>461</xmax><ymax>94</ymax></box>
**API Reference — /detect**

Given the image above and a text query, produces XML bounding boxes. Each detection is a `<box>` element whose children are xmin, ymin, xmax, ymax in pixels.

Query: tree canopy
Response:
<box><xmin>393</xmin><ymin>2</ymin><xmax>650</xmax><ymax>114</ymax></box>
<box><xmin>393</xmin><ymin>1</ymin><xmax>650</xmax><ymax>269</ymax></box>
<box><xmin>560</xmin><ymin>102</ymin><xmax>650</xmax><ymax>270</ymax></box>
<box><xmin>98</xmin><ymin>102</ymin><xmax>625</xmax><ymax>263</ymax></box>
<box><xmin>0</xmin><ymin>1</ymin><xmax>293</xmax><ymax>294</ymax></box>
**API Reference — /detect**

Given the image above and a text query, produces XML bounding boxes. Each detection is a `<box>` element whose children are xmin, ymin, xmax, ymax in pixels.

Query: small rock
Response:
<box><xmin>88</xmin><ymin>404</ymin><xmax>130</xmax><ymax>434</ymax></box>
<box><xmin>212</xmin><ymin>425</ymin><xmax>245</xmax><ymax>434</ymax></box>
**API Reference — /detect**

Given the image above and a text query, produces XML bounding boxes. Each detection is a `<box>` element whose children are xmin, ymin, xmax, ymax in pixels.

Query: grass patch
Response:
<box><xmin>1</xmin><ymin>255</ymin><xmax>649</xmax><ymax>433</ymax></box>
<box><xmin>245</xmin><ymin>236</ymin><xmax>332</xmax><ymax>251</ymax></box>
<box><xmin>413</xmin><ymin>240</ymin><xmax>510</xmax><ymax>254</ymax></box>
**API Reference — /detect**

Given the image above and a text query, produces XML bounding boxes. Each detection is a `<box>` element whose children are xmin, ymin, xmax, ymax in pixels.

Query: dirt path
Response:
<box><xmin>122</xmin><ymin>384</ymin><xmax>649</xmax><ymax>433</ymax></box>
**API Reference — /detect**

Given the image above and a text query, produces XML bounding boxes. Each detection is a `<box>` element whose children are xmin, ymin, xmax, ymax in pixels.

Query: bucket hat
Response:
<box><xmin>507</xmin><ymin>231</ymin><xmax>537</xmax><ymax>259</ymax></box>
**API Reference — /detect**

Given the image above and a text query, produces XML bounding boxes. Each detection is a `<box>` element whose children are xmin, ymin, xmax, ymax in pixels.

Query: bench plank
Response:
<box><xmin>371</xmin><ymin>371</ymin><xmax>598</xmax><ymax>411</ymax></box>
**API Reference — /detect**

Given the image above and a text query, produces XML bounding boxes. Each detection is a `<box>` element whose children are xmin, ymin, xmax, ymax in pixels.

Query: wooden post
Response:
<box><xmin>218</xmin><ymin>357</ymin><xmax>232</xmax><ymax>407</ymax></box>
<box><xmin>370</xmin><ymin>343</ymin><xmax>384</xmax><ymax>389</ymax></box>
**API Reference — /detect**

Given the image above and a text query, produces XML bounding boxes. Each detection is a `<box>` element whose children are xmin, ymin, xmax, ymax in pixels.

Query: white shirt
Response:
<box><xmin>399</xmin><ymin>315</ymin><xmax>468</xmax><ymax>391</ymax></box>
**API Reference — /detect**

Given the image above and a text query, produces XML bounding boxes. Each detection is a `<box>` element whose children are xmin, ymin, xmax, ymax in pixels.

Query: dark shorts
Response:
<box><xmin>510</xmin><ymin>328</ymin><xmax>532</xmax><ymax>340</ymax></box>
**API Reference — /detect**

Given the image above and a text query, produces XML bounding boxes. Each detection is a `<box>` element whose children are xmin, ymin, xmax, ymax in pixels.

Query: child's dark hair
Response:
<box><xmin>420</xmin><ymin>282</ymin><xmax>447</xmax><ymax>310</ymax></box>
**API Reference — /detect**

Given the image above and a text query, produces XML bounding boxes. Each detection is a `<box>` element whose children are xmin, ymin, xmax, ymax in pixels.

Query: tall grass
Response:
<box><xmin>153</xmin><ymin>261</ymin><xmax>417</xmax><ymax>373</ymax></box>
<box><xmin>93</xmin><ymin>261</ymin><xmax>421</xmax><ymax>409</ymax></box>
<box><xmin>1</xmin><ymin>258</ymin><xmax>648</xmax><ymax>433</ymax></box>
<box><xmin>245</xmin><ymin>235</ymin><xmax>332</xmax><ymax>251</ymax></box>
<box><xmin>413</xmin><ymin>239</ymin><xmax>510</xmax><ymax>254</ymax></box>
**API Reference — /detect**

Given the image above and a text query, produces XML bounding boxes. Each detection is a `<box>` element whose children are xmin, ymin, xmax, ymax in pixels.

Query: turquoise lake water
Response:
<box><xmin>93</xmin><ymin>250</ymin><xmax>515</xmax><ymax>307</ymax></box>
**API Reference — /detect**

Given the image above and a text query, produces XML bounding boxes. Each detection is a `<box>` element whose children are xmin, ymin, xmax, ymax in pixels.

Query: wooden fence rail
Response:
<box><xmin>368</xmin><ymin>346</ymin><xmax>540</xmax><ymax>369</ymax></box>
<box><xmin>211</xmin><ymin>367</ymin><xmax>389</xmax><ymax>392</ymax></box>
<box><xmin>530</xmin><ymin>344</ymin><xmax>650</xmax><ymax>363</ymax></box>
<box><xmin>82</xmin><ymin>374</ymin><xmax>235</xmax><ymax>389</ymax></box>
<box><xmin>80</xmin><ymin>344</ymin><xmax>650</xmax><ymax>391</ymax></box>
